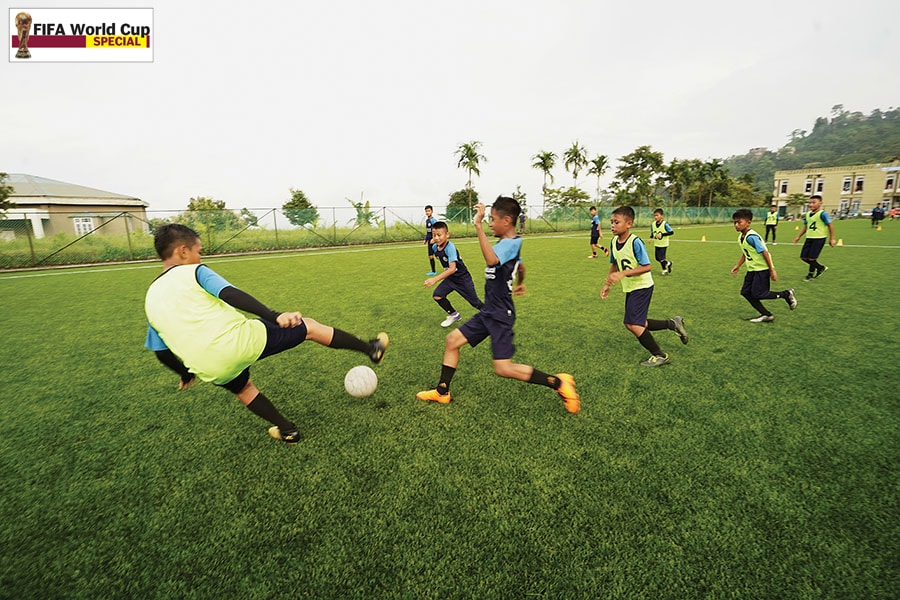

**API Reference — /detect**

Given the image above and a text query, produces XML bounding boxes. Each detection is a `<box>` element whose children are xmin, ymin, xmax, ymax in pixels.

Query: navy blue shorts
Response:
<box><xmin>741</xmin><ymin>270</ymin><xmax>771</xmax><ymax>299</ymax></box>
<box><xmin>800</xmin><ymin>238</ymin><xmax>826</xmax><ymax>260</ymax></box>
<box><xmin>458</xmin><ymin>311</ymin><xmax>515</xmax><ymax>360</ymax></box>
<box><xmin>590</xmin><ymin>232</ymin><xmax>600</xmax><ymax>245</ymax></box>
<box><xmin>217</xmin><ymin>319</ymin><xmax>308</xmax><ymax>394</ymax></box>
<box><xmin>655</xmin><ymin>246</ymin><xmax>668</xmax><ymax>262</ymax></box>
<box><xmin>434</xmin><ymin>276</ymin><xmax>483</xmax><ymax>310</ymax></box>
<box><xmin>623</xmin><ymin>286</ymin><xmax>654</xmax><ymax>326</ymax></box>
<box><xmin>425</xmin><ymin>239</ymin><xmax>434</xmax><ymax>257</ymax></box>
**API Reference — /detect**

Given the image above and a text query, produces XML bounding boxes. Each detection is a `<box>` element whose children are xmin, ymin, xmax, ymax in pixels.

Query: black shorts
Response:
<box><xmin>654</xmin><ymin>246</ymin><xmax>668</xmax><ymax>262</ymax></box>
<box><xmin>741</xmin><ymin>270</ymin><xmax>771</xmax><ymax>299</ymax></box>
<box><xmin>623</xmin><ymin>286</ymin><xmax>653</xmax><ymax>326</ymax></box>
<box><xmin>800</xmin><ymin>238</ymin><xmax>826</xmax><ymax>260</ymax></box>
<box><xmin>425</xmin><ymin>239</ymin><xmax>434</xmax><ymax>257</ymax></box>
<box><xmin>458</xmin><ymin>312</ymin><xmax>516</xmax><ymax>360</ymax></box>
<box><xmin>434</xmin><ymin>276</ymin><xmax>483</xmax><ymax>310</ymax></box>
<box><xmin>217</xmin><ymin>319</ymin><xmax>308</xmax><ymax>394</ymax></box>
<box><xmin>590</xmin><ymin>232</ymin><xmax>600</xmax><ymax>245</ymax></box>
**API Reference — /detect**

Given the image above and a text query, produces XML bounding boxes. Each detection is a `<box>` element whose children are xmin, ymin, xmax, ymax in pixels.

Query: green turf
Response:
<box><xmin>0</xmin><ymin>220</ymin><xmax>897</xmax><ymax>599</ymax></box>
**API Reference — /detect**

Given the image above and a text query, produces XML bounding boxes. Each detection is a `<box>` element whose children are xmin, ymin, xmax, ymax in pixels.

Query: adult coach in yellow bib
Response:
<box><xmin>792</xmin><ymin>194</ymin><xmax>836</xmax><ymax>281</ymax></box>
<box><xmin>144</xmin><ymin>224</ymin><xmax>388</xmax><ymax>444</ymax></box>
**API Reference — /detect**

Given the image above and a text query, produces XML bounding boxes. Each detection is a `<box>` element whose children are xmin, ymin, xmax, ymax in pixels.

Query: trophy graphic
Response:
<box><xmin>15</xmin><ymin>12</ymin><xmax>32</xmax><ymax>59</ymax></box>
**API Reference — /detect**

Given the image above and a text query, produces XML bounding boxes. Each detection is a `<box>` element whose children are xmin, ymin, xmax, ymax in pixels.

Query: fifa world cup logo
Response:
<box><xmin>15</xmin><ymin>12</ymin><xmax>32</xmax><ymax>59</ymax></box>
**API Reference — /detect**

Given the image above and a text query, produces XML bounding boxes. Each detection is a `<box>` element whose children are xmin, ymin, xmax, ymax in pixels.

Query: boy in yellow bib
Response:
<box><xmin>731</xmin><ymin>209</ymin><xmax>797</xmax><ymax>322</ymax></box>
<box><xmin>144</xmin><ymin>224</ymin><xmax>388</xmax><ymax>444</ymax></box>
<box><xmin>792</xmin><ymin>195</ymin><xmax>836</xmax><ymax>281</ymax></box>
<box><xmin>600</xmin><ymin>206</ymin><xmax>688</xmax><ymax>367</ymax></box>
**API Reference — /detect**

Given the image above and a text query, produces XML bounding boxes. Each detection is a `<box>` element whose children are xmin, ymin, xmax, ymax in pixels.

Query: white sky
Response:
<box><xmin>3</xmin><ymin>0</ymin><xmax>898</xmax><ymax>212</ymax></box>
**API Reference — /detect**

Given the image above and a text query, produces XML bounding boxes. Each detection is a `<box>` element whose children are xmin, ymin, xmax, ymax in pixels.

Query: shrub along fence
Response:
<box><xmin>0</xmin><ymin>204</ymin><xmax>767</xmax><ymax>269</ymax></box>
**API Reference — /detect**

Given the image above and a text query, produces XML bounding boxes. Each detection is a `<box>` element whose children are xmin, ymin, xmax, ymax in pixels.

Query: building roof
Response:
<box><xmin>5</xmin><ymin>173</ymin><xmax>148</xmax><ymax>207</ymax></box>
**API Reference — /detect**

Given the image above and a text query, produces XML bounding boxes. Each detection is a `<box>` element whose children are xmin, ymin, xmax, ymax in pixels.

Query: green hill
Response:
<box><xmin>724</xmin><ymin>105</ymin><xmax>900</xmax><ymax>192</ymax></box>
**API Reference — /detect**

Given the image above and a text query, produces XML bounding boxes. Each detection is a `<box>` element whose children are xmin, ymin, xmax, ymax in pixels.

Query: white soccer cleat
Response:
<box><xmin>441</xmin><ymin>312</ymin><xmax>461</xmax><ymax>327</ymax></box>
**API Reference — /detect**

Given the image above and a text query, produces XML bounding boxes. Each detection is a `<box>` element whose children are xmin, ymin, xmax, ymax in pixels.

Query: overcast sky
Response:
<box><xmin>3</xmin><ymin>0</ymin><xmax>898</xmax><ymax>212</ymax></box>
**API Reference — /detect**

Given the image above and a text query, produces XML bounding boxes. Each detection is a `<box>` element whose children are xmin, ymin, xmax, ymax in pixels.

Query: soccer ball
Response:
<box><xmin>344</xmin><ymin>365</ymin><xmax>378</xmax><ymax>398</ymax></box>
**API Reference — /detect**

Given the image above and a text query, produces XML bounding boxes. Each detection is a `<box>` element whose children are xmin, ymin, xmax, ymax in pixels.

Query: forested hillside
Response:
<box><xmin>724</xmin><ymin>105</ymin><xmax>900</xmax><ymax>192</ymax></box>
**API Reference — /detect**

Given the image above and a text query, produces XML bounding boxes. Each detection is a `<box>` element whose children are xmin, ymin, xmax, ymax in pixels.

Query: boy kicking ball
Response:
<box><xmin>144</xmin><ymin>224</ymin><xmax>389</xmax><ymax>444</ymax></box>
<box><xmin>416</xmin><ymin>196</ymin><xmax>580</xmax><ymax>414</ymax></box>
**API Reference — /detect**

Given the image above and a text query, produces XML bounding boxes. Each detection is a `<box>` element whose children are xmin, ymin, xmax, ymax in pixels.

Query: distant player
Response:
<box><xmin>588</xmin><ymin>206</ymin><xmax>608</xmax><ymax>258</ymax></box>
<box><xmin>731</xmin><ymin>208</ymin><xmax>797</xmax><ymax>322</ymax></box>
<box><xmin>600</xmin><ymin>206</ymin><xmax>688</xmax><ymax>367</ymax></box>
<box><xmin>424</xmin><ymin>221</ymin><xmax>484</xmax><ymax>327</ymax></box>
<box><xmin>792</xmin><ymin>194</ymin><xmax>836</xmax><ymax>281</ymax></box>
<box><xmin>650</xmin><ymin>208</ymin><xmax>674</xmax><ymax>274</ymax></box>
<box><xmin>416</xmin><ymin>196</ymin><xmax>580</xmax><ymax>414</ymax></box>
<box><xmin>764</xmin><ymin>205</ymin><xmax>779</xmax><ymax>244</ymax></box>
<box><xmin>144</xmin><ymin>224</ymin><xmax>389</xmax><ymax>444</ymax></box>
<box><xmin>424</xmin><ymin>205</ymin><xmax>437</xmax><ymax>275</ymax></box>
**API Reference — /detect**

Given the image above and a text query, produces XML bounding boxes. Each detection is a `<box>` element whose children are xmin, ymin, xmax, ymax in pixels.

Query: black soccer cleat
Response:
<box><xmin>268</xmin><ymin>426</ymin><xmax>300</xmax><ymax>445</ymax></box>
<box><xmin>368</xmin><ymin>332</ymin><xmax>390</xmax><ymax>364</ymax></box>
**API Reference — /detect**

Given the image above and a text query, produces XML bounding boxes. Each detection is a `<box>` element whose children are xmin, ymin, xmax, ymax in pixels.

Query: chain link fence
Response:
<box><xmin>0</xmin><ymin>204</ymin><xmax>767</xmax><ymax>270</ymax></box>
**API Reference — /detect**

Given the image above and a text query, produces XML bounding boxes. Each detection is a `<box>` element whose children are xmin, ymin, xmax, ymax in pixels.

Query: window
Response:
<box><xmin>842</xmin><ymin>177</ymin><xmax>852</xmax><ymax>193</ymax></box>
<box><xmin>851</xmin><ymin>199</ymin><xmax>861</xmax><ymax>214</ymax></box>
<box><xmin>73</xmin><ymin>217</ymin><xmax>94</xmax><ymax>235</ymax></box>
<box><xmin>804</xmin><ymin>179</ymin><xmax>813</xmax><ymax>194</ymax></box>
<box><xmin>886</xmin><ymin>176</ymin><xmax>895</xmax><ymax>191</ymax></box>
<box><xmin>816</xmin><ymin>178</ymin><xmax>825</xmax><ymax>193</ymax></box>
<box><xmin>779</xmin><ymin>180</ymin><xmax>788</xmax><ymax>196</ymax></box>
<box><xmin>839</xmin><ymin>199</ymin><xmax>849</xmax><ymax>214</ymax></box>
<box><xmin>855</xmin><ymin>176</ymin><xmax>864</xmax><ymax>192</ymax></box>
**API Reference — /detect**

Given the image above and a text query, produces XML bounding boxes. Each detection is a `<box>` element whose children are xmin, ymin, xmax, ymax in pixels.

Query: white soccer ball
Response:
<box><xmin>344</xmin><ymin>365</ymin><xmax>378</xmax><ymax>398</ymax></box>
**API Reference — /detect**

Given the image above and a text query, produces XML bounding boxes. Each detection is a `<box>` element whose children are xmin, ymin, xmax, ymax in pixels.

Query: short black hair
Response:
<box><xmin>653</xmin><ymin>208</ymin><xmax>664</xmax><ymax>215</ymax></box>
<box><xmin>612</xmin><ymin>205</ymin><xmax>635</xmax><ymax>222</ymax></box>
<box><xmin>432</xmin><ymin>221</ymin><xmax>448</xmax><ymax>232</ymax></box>
<box><xmin>810</xmin><ymin>194</ymin><xmax>822</xmax><ymax>201</ymax></box>
<box><xmin>154</xmin><ymin>223</ymin><xmax>200</xmax><ymax>259</ymax></box>
<box><xmin>425</xmin><ymin>205</ymin><xmax>433</xmax><ymax>210</ymax></box>
<box><xmin>732</xmin><ymin>208</ymin><xmax>754</xmax><ymax>221</ymax></box>
<box><xmin>492</xmin><ymin>196</ymin><xmax>521</xmax><ymax>221</ymax></box>
<box><xmin>589</xmin><ymin>206</ymin><xmax>596</xmax><ymax>211</ymax></box>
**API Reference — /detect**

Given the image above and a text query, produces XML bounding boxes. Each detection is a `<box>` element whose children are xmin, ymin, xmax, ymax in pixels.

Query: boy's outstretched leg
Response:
<box><xmin>495</xmin><ymin>361</ymin><xmax>580</xmax><ymax>414</ymax></box>
<box><xmin>417</xmin><ymin>329</ymin><xmax>466</xmax><ymax>404</ymax></box>
<box><xmin>304</xmin><ymin>318</ymin><xmax>389</xmax><ymax>363</ymax></box>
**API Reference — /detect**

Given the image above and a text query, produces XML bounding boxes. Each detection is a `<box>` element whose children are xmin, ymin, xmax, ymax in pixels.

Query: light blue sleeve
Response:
<box><xmin>592</xmin><ymin>215</ymin><xmax>600</xmax><ymax>226</ymax></box>
<box><xmin>493</xmin><ymin>237</ymin><xmax>522</xmax><ymax>266</ymax></box>
<box><xmin>821</xmin><ymin>211</ymin><xmax>832</xmax><ymax>225</ymax></box>
<box><xmin>445</xmin><ymin>242</ymin><xmax>459</xmax><ymax>263</ymax></box>
<box><xmin>633</xmin><ymin>237</ymin><xmax>651</xmax><ymax>266</ymax></box>
<box><xmin>665</xmin><ymin>223</ymin><xmax>673</xmax><ymax>234</ymax></box>
<box><xmin>145</xmin><ymin>325</ymin><xmax>167</xmax><ymax>351</ymax></box>
<box><xmin>747</xmin><ymin>234</ymin><xmax>767</xmax><ymax>254</ymax></box>
<box><xmin>196</xmin><ymin>264</ymin><xmax>232</xmax><ymax>297</ymax></box>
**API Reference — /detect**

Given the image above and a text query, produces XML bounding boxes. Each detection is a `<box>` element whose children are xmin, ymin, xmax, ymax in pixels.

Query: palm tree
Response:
<box><xmin>703</xmin><ymin>158</ymin><xmax>725</xmax><ymax>207</ymax></box>
<box><xmin>455</xmin><ymin>141</ymin><xmax>487</xmax><ymax>213</ymax></box>
<box><xmin>531</xmin><ymin>150</ymin><xmax>557</xmax><ymax>208</ymax></box>
<box><xmin>563</xmin><ymin>141</ymin><xmax>588</xmax><ymax>188</ymax></box>
<box><xmin>586</xmin><ymin>154</ymin><xmax>609</xmax><ymax>204</ymax></box>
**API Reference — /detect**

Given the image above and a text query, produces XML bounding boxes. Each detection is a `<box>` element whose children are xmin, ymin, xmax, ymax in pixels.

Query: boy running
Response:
<box><xmin>416</xmin><ymin>197</ymin><xmax>580</xmax><ymax>414</ymax></box>
<box><xmin>144</xmin><ymin>224</ymin><xmax>389</xmax><ymax>444</ymax></box>
<box><xmin>424</xmin><ymin>205</ymin><xmax>437</xmax><ymax>275</ymax></box>
<box><xmin>650</xmin><ymin>208</ymin><xmax>674</xmax><ymax>274</ymax></box>
<box><xmin>792</xmin><ymin>195</ymin><xmax>836</xmax><ymax>280</ymax></box>
<box><xmin>588</xmin><ymin>206</ymin><xmax>609</xmax><ymax>258</ymax></box>
<box><xmin>730</xmin><ymin>209</ymin><xmax>798</xmax><ymax>322</ymax></box>
<box><xmin>600</xmin><ymin>206</ymin><xmax>688</xmax><ymax>367</ymax></box>
<box><xmin>424</xmin><ymin>221</ymin><xmax>484</xmax><ymax>327</ymax></box>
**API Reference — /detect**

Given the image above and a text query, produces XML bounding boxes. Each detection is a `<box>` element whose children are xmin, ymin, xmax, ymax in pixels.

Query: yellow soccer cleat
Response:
<box><xmin>555</xmin><ymin>373</ymin><xmax>580</xmax><ymax>414</ymax></box>
<box><xmin>416</xmin><ymin>388</ymin><xmax>451</xmax><ymax>404</ymax></box>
